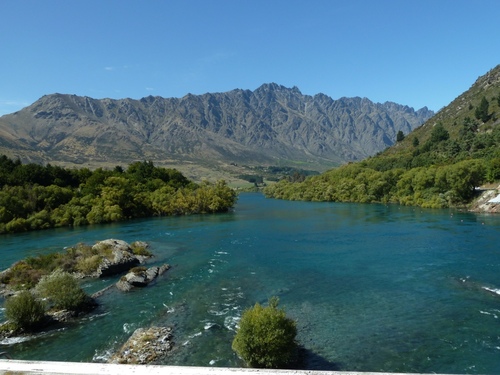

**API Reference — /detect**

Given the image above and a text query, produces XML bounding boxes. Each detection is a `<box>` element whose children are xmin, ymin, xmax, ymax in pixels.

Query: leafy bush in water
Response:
<box><xmin>4</xmin><ymin>290</ymin><xmax>46</xmax><ymax>331</ymax></box>
<box><xmin>35</xmin><ymin>269</ymin><xmax>90</xmax><ymax>311</ymax></box>
<box><xmin>232</xmin><ymin>297</ymin><xmax>297</xmax><ymax>368</ymax></box>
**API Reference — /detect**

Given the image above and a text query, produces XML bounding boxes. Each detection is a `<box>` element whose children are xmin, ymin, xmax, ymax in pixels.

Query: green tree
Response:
<box><xmin>126</xmin><ymin>160</ymin><xmax>155</xmax><ymax>182</ymax></box>
<box><xmin>4</xmin><ymin>290</ymin><xmax>46</xmax><ymax>331</ymax></box>
<box><xmin>445</xmin><ymin>159</ymin><xmax>486</xmax><ymax>202</ymax></box>
<box><xmin>475</xmin><ymin>96</ymin><xmax>490</xmax><ymax>122</ymax></box>
<box><xmin>232</xmin><ymin>297</ymin><xmax>297</xmax><ymax>368</ymax></box>
<box><xmin>486</xmin><ymin>158</ymin><xmax>500</xmax><ymax>182</ymax></box>
<box><xmin>396</xmin><ymin>130</ymin><xmax>405</xmax><ymax>142</ymax></box>
<box><xmin>429</xmin><ymin>122</ymin><xmax>449</xmax><ymax>144</ymax></box>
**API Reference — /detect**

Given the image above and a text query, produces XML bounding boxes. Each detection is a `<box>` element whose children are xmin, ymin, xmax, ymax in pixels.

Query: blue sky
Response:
<box><xmin>1</xmin><ymin>0</ymin><xmax>499</xmax><ymax>115</ymax></box>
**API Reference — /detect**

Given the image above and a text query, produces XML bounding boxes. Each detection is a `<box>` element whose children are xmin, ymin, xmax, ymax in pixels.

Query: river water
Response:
<box><xmin>1</xmin><ymin>193</ymin><xmax>500</xmax><ymax>373</ymax></box>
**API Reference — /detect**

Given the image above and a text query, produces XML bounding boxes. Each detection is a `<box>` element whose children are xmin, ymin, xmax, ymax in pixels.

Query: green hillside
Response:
<box><xmin>264</xmin><ymin>65</ymin><xmax>500</xmax><ymax>208</ymax></box>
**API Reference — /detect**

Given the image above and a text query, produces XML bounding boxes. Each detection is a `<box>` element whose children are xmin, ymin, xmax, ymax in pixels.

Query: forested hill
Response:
<box><xmin>0</xmin><ymin>85</ymin><xmax>432</xmax><ymax>171</ymax></box>
<box><xmin>0</xmin><ymin>159</ymin><xmax>237</xmax><ymax>234</ymax></box>
<box><xmin>264</xmin><ymin>65</ymin><xmax>500</xmax><ymax>209</ymax></box>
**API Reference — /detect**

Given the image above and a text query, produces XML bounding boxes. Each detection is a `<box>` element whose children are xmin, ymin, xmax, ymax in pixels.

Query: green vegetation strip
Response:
<box><xmin>265</xmin><ymin>114</ymin><xmax>500</xmax><ymax>208</ymax></box>
<box><xmin>0</xmin><ymin>159</ymin><xmax>237</xmax><ymax>234</ymax></box>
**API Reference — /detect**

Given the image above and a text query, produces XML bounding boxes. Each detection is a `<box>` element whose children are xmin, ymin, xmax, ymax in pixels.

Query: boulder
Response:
<box><xmin>116</xmin><ymin>264</ymin><xmax>170</xmax><ymax>292</ymax></box>
<box><xmin>108</xmin><ymin>326</ymin><xmax>173</xmax><ymax>364</ymax></box>
<box><xmin>94</xmin><ymin>239</ymin><xmax>148</xmax><ymax>278</ymax></box>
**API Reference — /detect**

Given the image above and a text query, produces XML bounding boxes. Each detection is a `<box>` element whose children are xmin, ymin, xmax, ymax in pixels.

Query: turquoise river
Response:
<box><xmin>1</xmin><ymin>193</ymin><xmax>499</xmax><ymax>373</ymax></box>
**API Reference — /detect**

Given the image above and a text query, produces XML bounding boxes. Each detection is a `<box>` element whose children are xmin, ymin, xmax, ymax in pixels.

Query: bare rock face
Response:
<box><xmin>0</xmin><ymin>85</ymin><xmax>434</xmax><ymax>169</ymax></box>
<box><xmin>109</xmin><ymin>326</ymin><xmax>174</xmax><ymax>364</ymax></box>
<box><xmin>468</xmin><ymin>185</ymin><xmax>500</xmax><ymax>213</ymax></box>
<box><xmin>94</xmin><ymin>239</ymin><xmax>148</xmax><ymax>278</ymax></box>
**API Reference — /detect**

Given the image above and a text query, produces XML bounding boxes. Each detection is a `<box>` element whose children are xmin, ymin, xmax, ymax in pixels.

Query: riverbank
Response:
<box><xmin>468</xmin><ymin>184</ymin><xmax>500</xmax><ymax>213</ymax></box>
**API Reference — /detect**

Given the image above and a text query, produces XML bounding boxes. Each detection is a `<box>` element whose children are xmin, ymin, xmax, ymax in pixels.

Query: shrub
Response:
<box><xmin>130</xmin><ymin>241</ymin><xmax>152</xmax><ymax>256</ymax></box>
<box><xmin>66</xmin><ymin>242</ymin><xmax>98</xmax><ymax>259</ymax></box>
<box><xmin>129</xmin><ymin>266</ymin><xmax>147</xmax><ymax>274</ymax></box>
<box><xmin>75</xmin><ymin>254</ymin><xmax>102</xmax><ymax>275</ymax></box>
<box><xmin>1</xmin><ymin>261</ymin><xmax>44</xmax><ymax>289</ymax></box>
<box><xmin>0</xmin><ymin>252</ymin><xmax>75</xmax><ymax>289</ymax></box>
<box><xmin>91</xmin><ymin>242</ymin><xmax>114</xmax><ymax>260</ymax></box>
<box><xmin>4</xmin><ymin>290</ymin><xmax>46</xmax><ymax>331</ymax></box>
<box><xmin>25</xmin><ymin>252</ymin><xmax>65</xmax><ymax>272</ymax></box>
<box><xmin>35</xmin><ymin>269</ymin><xmax>90</xmax><ymax>311</ymax></box>
<box><xmin>232</xmin><ymin>297</ymin><xmax>297</xmax><ymax>368</ymax></box>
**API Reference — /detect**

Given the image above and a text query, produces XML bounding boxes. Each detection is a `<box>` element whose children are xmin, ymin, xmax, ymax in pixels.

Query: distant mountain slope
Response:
<box><xmin>263</xmin><ymin>65</ymin><xmax>500</xmax><ymax>209</ymax></box>
<box><xmin>0</xmin><ymin>84</ymin><xmax>433</xmax><ymax>170</ymax></box>
<box><xmin>385</xmin><ymin>65</ymin><xmax>500</xmax><ymax>156</ymax></box>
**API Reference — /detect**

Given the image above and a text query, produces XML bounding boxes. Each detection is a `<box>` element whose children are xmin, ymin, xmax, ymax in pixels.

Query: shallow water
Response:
<box><xmin>1</xmin><ymin>193</ymin><xmax>500</xmax><ymax>373</ymax></box>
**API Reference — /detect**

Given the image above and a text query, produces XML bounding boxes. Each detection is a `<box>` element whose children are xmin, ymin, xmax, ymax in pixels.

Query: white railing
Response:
<box><xmin>0</xmin><ymin>359</ymin><xmax>462</xmax><ymax>375</ymax></box>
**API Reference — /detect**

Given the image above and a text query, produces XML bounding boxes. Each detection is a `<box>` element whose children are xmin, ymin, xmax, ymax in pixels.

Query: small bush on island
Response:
<box><xmin>35</xmin><ymin>269</ymin><xmax>90</xmax><ymax>311</ymax></box>
<box><xmin>232</xmin><ymin>297</ymin><xmax>297</xmax><ymax>369</ymax></box>
<box><xmin>129</xmin><ymin>266</ymin><xmax>147</xmax><ymax>275</ymax></box>
<box><xmin>0</xmin><ymin>260</ymin><xmax>44</xmax><ymax>289</ymax></box>
<box><xmin>4</xmin><ymin>290</ymin><xmax>46</xmax><ymax>331</ymax></box>
<box><xmin>75</xmin><ymin>254</ymin><xmax>101</xmax><ymax>275</ymax></box>
<box><xmin>130</xmin><ymin>241</ymin><xmax>152</xmax><ymax>257</ymax></box>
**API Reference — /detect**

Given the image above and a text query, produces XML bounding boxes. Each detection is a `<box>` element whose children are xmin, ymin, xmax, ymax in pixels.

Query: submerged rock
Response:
<box><xmin>108</xmin><ymin>326</ymin><xmax>174</xmax><ymax>364</ymax></box>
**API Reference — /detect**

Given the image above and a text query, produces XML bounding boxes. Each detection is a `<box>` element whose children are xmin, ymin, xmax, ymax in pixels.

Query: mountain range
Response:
<box><xmin>0</xmin><ymin>84</ymin><xmax>433</xmax><ymax>174</ymax></box>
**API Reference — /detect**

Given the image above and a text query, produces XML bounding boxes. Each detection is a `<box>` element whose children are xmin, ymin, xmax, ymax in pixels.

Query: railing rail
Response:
<box><xmin>0</xmin><ymin>359</ymin><xmax>464</xmax><ymax>375</ymax></box>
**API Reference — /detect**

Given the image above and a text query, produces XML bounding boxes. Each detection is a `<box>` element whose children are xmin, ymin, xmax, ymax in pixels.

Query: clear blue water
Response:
<box><xmin>1</xmin><ymin>193</ymin><xmax>500</xmax><ymax>373</ymax></box>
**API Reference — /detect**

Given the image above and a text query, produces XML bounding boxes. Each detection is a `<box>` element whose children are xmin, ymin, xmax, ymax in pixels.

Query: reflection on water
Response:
<box><xmin>1</xmin><ymin>193</ymin><xmax>500</xmax><ymax>373</ymax></box>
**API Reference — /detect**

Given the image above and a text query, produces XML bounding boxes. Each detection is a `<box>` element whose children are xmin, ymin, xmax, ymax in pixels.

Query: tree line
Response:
<box><xmin>0</xmin><ymin>158</ymin><xmax>237</xmax><ymax>234</ymax></box>
<box><xmin>264</xmin><ymin>116</ymin><xmax>500</xmax><ymax>208</ymax></box>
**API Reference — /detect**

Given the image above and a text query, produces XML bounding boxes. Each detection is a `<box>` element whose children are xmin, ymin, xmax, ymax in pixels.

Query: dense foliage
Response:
<box><xmin>0</xmin><ymin>158</ymin><xmax>237</xmax><ymax>234</ymax></box>
<box><xmin>35</xmin><ymin>269</ymin><xmax>90</xmax><ymax>311</ymax></box>
<box><xmin>4</xmin><ymin>290</ymin><xmax>46</xmax><ymax>331</ymax></box>
<box><xmin>265</xmin><ymin>113</ymin><xmax>500</xmax><ymax>208</ymax></box>
<box><xmin>232</xmin><ymin>297</ymin><xmax>297</xmax><ymax>368</ymax></box>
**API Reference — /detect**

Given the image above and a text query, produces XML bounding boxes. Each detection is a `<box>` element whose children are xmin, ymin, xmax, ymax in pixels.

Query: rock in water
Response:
<box><xmin>109</xmin><ymin>326</ymin><xmax>174</xmax><ymax>364</ymax></box>
<box><xmin>116</xmin><ymin>264</ymin><xmax>170</xmax><ymax>292</ymax></box>
<box><xmin>94</xmin><ymin>239</ymin><xmax>144</xmax><ymax>277</ymax></box>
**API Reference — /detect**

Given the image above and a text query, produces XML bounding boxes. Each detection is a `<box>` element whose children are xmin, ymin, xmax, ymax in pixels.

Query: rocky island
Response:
<box><xmin>0</xmin><ymin>238</ymin><xmax>173</xmax><ymax>362</ymax></box>
<box><xmin>108</xmin><ymin>326</ymin><xmax>174</xmax><ymax>364</ymax></box>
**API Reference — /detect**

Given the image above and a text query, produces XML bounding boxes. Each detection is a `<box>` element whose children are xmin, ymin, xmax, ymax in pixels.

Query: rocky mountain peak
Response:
<box><xmin>0</xmin><ymin>84</ymin><xmax>434</xmax><ymax>170</ymax></box>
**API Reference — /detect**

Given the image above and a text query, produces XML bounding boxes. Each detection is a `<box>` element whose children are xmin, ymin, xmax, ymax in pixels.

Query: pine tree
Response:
<box><xmin>475</xmin><ymin>96</ymin><xmax>490</xmax><ymax>122</ymax></box>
